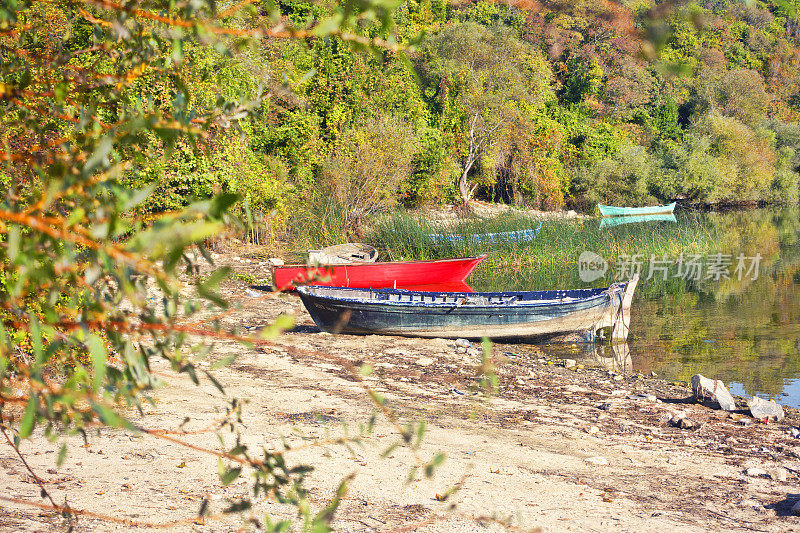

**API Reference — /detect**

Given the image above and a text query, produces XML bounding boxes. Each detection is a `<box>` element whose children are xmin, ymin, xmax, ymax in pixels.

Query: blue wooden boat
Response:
<box><xmin>599</xmin><ymin>213</ymin><xmax>677</xmax><ymax>228</ymax></box>
<box><xmin>598</xmin><ymin>202</ymin><xmax>676</xmax><ymax>217</ymax></box>
<box><xmin>297</xmin><ymin>275</ymin><xmax>638</xmax><ymax>342</ymax></box>
<box><xmin>428</xmin><ymin>221</ymin><xmax>542</xmax><ymax>245</ymax></box>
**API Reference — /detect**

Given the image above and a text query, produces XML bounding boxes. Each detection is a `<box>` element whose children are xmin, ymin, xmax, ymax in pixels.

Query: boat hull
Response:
<box><xmin>274</xmin><ymin>255</ymin><xmax>487</xmax><ymax>291</ymax></box>
<box><xmin>598</xmin><ymin>202</ymin><xmax>676</xmax><ymax>217</ymax></box>
<box><xmin>427</xmin><ymin>222</ymin><xmax>542</xmax><ymax>245</ymax></box>
<box><xmin>297</xmin><ymin>284</ymin><xmax>629</xmax><ymax>341</ymax></box>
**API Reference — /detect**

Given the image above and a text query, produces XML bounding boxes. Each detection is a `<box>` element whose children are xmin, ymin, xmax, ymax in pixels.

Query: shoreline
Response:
<box><xmin>3</xmin><ymin>257</ymin><xmax>800</xmax><ymax>531</ymax></box>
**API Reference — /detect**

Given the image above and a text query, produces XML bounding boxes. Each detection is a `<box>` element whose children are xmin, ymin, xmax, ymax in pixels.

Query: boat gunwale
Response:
<box><xmin>275</xmin><ymin>254</ymin><xmax>488</xmax><ymax>270</ymax></box>
<box><xmin>297</xmin><ymin>284</ymin><xmax>623</xmax><ymax>310</ymax></box>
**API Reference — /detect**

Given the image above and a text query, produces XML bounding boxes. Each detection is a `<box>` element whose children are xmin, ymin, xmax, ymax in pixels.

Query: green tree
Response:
<box><xmin>422</xmin><ymin>22</ymin><xmax>555</xmax><ymax>203</ymax></box>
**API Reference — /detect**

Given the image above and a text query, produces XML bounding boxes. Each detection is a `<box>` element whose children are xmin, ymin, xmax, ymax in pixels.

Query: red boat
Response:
<box><xmin>273</xmin><ymin>255</ymin><xmax>487</xmax><ymax>291</ymax></box>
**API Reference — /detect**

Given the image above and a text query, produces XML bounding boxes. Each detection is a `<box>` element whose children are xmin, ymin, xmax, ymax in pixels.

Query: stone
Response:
<box><xmin>745</xmin><ymin>467</ymin><xmax>767</xmax><ymax>478</ymax></box>
<box><xmin>562</xmin><ymin>359</ymin><xmax>576</xmax><ymax>369</ymax></box>
<box><xmin>691</xmin><ymin>374</ymin><xmax>736</xmax><ymax>411</ymax></box>
<box><xmin>455</xmin><ymin>346</ymin><xmax>467</xmax><ymax>354</ymax></box>
<box><xmin>587</xmin><ymin>425</ymin><xmax>600</xmax><ymax>434</ymax></box>
<box><xmin>455</xmin><ymin>338</ymin><xmax>471</xmax><ymax>348</ymax></box>
<box><xmin>598</xmin><ymin>400</ymin><xmax>619</xmax><ymax>411</ymax></box>
<box><xmin>466</xmin><ymin>347</ymin><xmax>482</xmax><ymax>358</ymax></box>
<box><xmin>627</xmin><ymin>394</ymin><xmax>657</xmax><ymax>402</ymax></box>
<box><xmin>415</xmin><ymin>357</ymin><xmax>434</xmax><ymax>367</ymax></box>
<box><xmin>585</xmin><ymin>456</ymin><xmax>608</xmax><ymax>466</ymax></box>
<box><xmin>748</xmin><ymin>396</ymin><xmax>785</xmax><ymax>421</ymax></box>
<box><xmin>738</xmin><ymin>499</ymin><xmax>762</xmax><ymax>508</ymax></box>
<box><xmin>768</xmin><ymin>467</ymin><xmax>788</xmax><ymax>482</ymax></box>
<box><xmin>669</xmin><ymin>411</ymin><xmax>698</xmax><ymax>429</ymax></box>
<box><xmin>790</xmin><ymin>427</ymin><xmax>800</xmax><ymax>438</ymax></box>
<box><xmin>613</xmin><ymin>374</ymin><xmax>624</xmax><ymax>382</ymax></box>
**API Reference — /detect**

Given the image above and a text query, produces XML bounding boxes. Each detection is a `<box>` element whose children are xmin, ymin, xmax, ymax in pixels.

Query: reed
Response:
<box><xmin>366</xmin><ymin>210</ymin><xmax>718</xmax><ymax>291</ymax></box>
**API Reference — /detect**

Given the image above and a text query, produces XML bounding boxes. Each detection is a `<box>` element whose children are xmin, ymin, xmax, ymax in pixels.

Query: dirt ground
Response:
<box><xmin>2</xmin><ymin>252</ymin><xmax>800</xmax><ymax>532</ymax></box>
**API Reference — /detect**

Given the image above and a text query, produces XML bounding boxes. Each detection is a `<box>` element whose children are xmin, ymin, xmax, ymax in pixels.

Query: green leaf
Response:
<box><xmin>7</xmin><ymin>225</ymin><xmax>20</xmax><ymax>262</ymax></box>
<box><xmin>91</xmin><ymin>402</ymin><xmax>133</xmax><ymax>430</ymax></box>
<box><xmin>57</xmin><ymin>443</ymin><xmax>68</xmax><ymax>466</ymax></box>
<box><xmin>87</xmin><ymin>334</ymin><xmax>107</xmax><ymax>392</ymax></box>
<box><xmin>221</xmin><ymin>466</ymin><xmax>242</xmax><ymax>485</ymax></box>
<box><xmin>19</xmin><ymin>396</ymin><xmax>37</xmax><ymax>438</ymax></box>
<box><xmin>208</xmin><ymin>192</ymin><xmax>239</xmax><ymax>219</ymax></box>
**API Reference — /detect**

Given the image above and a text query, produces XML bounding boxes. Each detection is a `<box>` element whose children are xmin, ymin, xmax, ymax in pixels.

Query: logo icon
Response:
<box><xmin>579</xmin><ymin>251</ymin><xmax>608</xmax><ymax>282</ymax></box>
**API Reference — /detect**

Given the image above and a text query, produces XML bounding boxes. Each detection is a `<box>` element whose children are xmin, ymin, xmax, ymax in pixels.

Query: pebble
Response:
<box><xmin>466</xmin><ymin>347</ymin><xmax>481</xmax><ymax>358</ymax></box>
<box><xmin>455</xmin><ymin>346</ymin><xmax>467</xmax><ymax>354</ymax></box>
<box><xmin>668</xmin><ymin>411</ymin><xmax>698</xmax><ymax>429</ymax></box>
<box><xmin>627</xmin><ymin>394</ymin><xmax>657</xmax><ymax>402</ymax></box>
<box><xmin>267</xmin><ymin>257</ymin><xmax>284</xmax><ymax>267</ymax></box>
<box><xmin>612</xmin><ymin>374</ymin><xmax>623</xmax><ymax>382</ymax></box>
<box><xmin>587</xmin><ymin>425</ymin><xmax>600</xmax><ymax>434</ymax></box>
<box><xmin>738</xmin><ymin>499</ymin><xmax>762</xmax><ymax>508</ymax></box>
<box><xmin>791</xmin><ymin>427</ymin><xmax>800</xmax><ymax>438</ymax></box>
<box><xmin>562</xmin><ymin>359</ymin><xmax>576</xmax><ymax>369</ymax></box>
<box><xmin>745</xmin><ymin>467</ymin><xmax>767</xmax><ymax>478</ymax></box>
<box><xmin>415</xmin><ymin>357</ymin><xmax>434</xmax><ymax>367</ymax></box>
<box><xmin>585</xmin><ymin>456</ymin><xmax>608</xmax><ymax>466</ymax></box>
<box><xmin>768</xmin><ymin>467</ymin><xmax>788</xmax><ymax>482</ymax></box>
<box><xmin>455</xmin><ymin>338</ymin><xmax>471</xmax><ymax>348</ymax></box>
<box><xmin>598</xmin><ymin>401</ymin><xmax>619</xmax><ymax>411</ymax></box>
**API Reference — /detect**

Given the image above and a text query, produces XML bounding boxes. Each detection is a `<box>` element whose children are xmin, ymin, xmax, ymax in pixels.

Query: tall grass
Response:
<box><xmin>366</xmin><ymin>210</ymin><xmax>718</xmax><ymax>291</ymax></box>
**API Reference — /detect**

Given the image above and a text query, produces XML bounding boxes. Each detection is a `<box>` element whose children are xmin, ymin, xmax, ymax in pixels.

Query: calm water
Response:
<box><xmin>470</xmin><ymin>207</ymin><xmax>800</xmax><ymax>407</ymax></box>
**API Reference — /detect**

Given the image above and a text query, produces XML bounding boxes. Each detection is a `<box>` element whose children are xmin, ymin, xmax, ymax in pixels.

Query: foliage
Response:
<box><xmin>0</xmin><ymin>0</ymin><xmax>452</xmax><ymax>528</ymax></box>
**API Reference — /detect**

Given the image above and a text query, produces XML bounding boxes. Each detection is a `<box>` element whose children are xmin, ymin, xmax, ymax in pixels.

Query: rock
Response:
<box><xmin>267</xmin><ymin>257</ymin><xmax>284</xmax><ymax>267</ymax></box>
<box><xmin>748</xmin><ymin>396</ymin><xmax>785</xmax><ymax>421</ymax></box>
<box><xmin>691</xmin><ymin>374</ymin><xmax>736</xmax><ymax>411</ymax></box>
<box><xmin>562</xmin><ymin>359</ymin><xmax>576</xmax><ymax>369</ymax></box>
<box><xmin>415</xmin><ymin>357</ymin><xmax>434</xmax><ymax>367</ymax></box>
<box><xmin>658</xmin><ymin>413</ymin><xmax>673</xmax><ymax>425</ymax></box>
<box><xmin>668</xmin><ymin>411</ymin><xmax>698</xmax><ymax>429</ymax></box>
<box><xmin>738</xmin><ymin>499</ymin><xmax>762</xmax><ymax>508</ymax></box>
<box><xmin>745</xmin><ymin>467</ymin><xmax>766</xmax><ymax>478</ymax></box>
<box><xmin>612</xmin><ymin>374</ymin><xmax>623</xmax><ymax>382</ymax></box>
<box><xmin>466</xmin><ymin>347</ymin><xmax>482</xmax><ymax>358</ymax></box>
<box><xmin>791</xmin><ymin>500</ymin><xmax>800</xmax><ymax>516</ymax></box>
<box><xmin>790</xmin><ymin>427</ymin><xmax>800</xmax><ymax>438</ymax></box>
<box><xmin>585</xmin><ymin>456</ymin><xmax>608</xmax><ymax>466</ymax></box>
<box><xmin>455</xmin><ymin>346</ymin><xmax>467</xmax><ymax>354</ymax></box>
<box><xmin>627</xmin><ymin>394</ymin><xmax>657</xmax><ymax>402</ymax></box>
<box><xmin>587</xmin><ymin>425</ymin><xmax>600</xmax><ymax>434</ymax></box>
<box><xmin>598</xmin><ymin>400</ymin><xmax>619</xmax><ymax>411</ymax></box>
<box><xmin>575</xmin><ymin>364</ymin><xmax>585</xmax><ymax>370</ymax></box>
<box><xmin>768</xmin><ymin>467</ymin><xmax>788</xmax><ymax>482</ymax></box>
<box><xmin>455</xmin><ymin>338</ymin><xmax>471</xmax><ymax>348</ymax></box>
<box><xmin>738</xmin><ymin>418</ymin><xmax>753</xmax><ymax>427</ymax></box>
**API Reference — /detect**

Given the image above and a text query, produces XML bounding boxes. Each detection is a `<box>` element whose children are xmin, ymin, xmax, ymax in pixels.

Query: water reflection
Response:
<box><xmin>540</xmin><ymin>342</ymin><xmax>633</xmax><ymax>373</ymax></box>
<box><xmin>599</xmin><ymin>213</ymin><xmax>676</xmax><ymax>229</ymax></box>
<box><xmin>474</xmin><ymin>207</ymin><xmax>800</xmax><ymax>407</ymax></box>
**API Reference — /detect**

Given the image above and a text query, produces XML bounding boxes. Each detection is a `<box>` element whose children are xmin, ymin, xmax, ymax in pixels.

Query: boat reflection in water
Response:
<box><xmin>599</xmin><ymin>214</ymin><xmax>677</xmax><ymax>229</ymax></box>
<box><xmin>539</xmin><ymin>342</ymin><xmax>633</xmax><ymax>373</ymax></box>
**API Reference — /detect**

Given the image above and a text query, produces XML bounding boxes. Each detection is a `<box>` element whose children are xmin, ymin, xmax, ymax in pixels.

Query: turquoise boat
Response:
<box><xmin>598</xmin><ymin>202</ymin><xmax>676</xmax><ymax>217</ymax></box>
